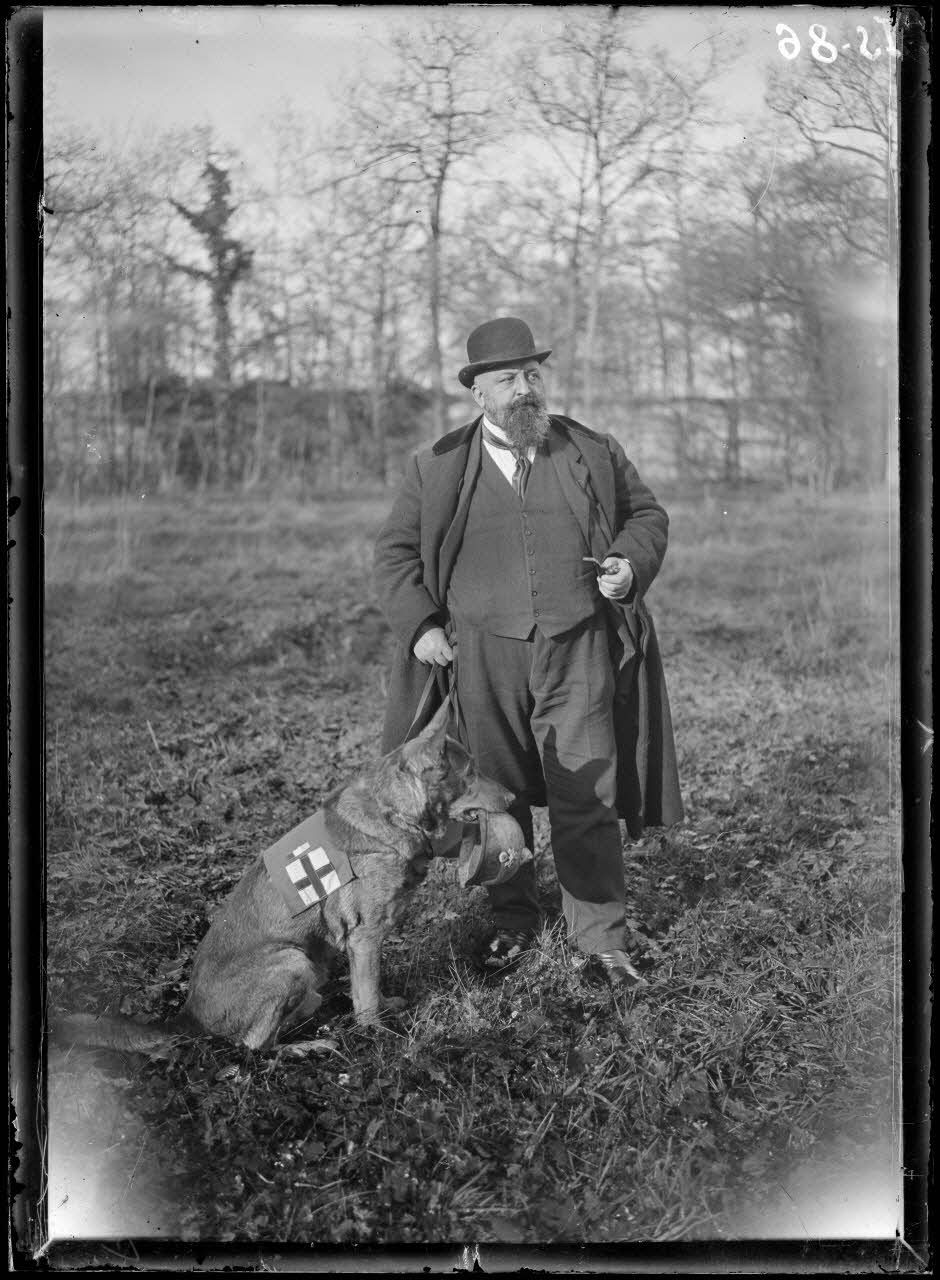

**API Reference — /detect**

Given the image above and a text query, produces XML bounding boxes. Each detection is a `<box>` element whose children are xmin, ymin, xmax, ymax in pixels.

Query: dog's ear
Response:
<box><xmin>412</xmin><ymin>700</ymin><xmax>450</xmax><ymax>753</ymax></box>
<box><xmin>398</xmin><ymin>700</ymin><xmax>450</xmax><ymax>768</ymax></box>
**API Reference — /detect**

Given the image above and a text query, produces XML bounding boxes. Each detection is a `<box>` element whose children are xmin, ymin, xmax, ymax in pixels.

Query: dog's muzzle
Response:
<box><xmin>448</xmin><ymin>775</ymin><xmax>514</xmax><ymax>819</ymax></box>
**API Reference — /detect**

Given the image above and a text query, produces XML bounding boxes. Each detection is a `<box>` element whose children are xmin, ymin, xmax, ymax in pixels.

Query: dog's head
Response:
<box><xmin>391</xmin><ymin>703</ymin><xmax>513</xmax><ymax>836</ymax></box>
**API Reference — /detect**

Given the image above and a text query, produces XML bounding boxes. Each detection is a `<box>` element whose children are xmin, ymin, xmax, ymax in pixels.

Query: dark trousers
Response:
<box><xmin>453</xmin><ymin>612</ymin><xmax>626</xmax><ymax>954</ymax></box>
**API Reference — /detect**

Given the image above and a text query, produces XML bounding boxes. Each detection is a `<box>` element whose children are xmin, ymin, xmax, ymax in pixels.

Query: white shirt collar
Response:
<box><xmin>482</xmin><ymin>415</ymin><xmax>511</xmax><ymax>444</ymax></box>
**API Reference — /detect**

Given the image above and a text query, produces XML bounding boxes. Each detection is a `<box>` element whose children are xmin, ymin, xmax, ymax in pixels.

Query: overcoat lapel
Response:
<box><xmin>437</xmin><ymin>422</ymin><xmax>483</xmax><ymax>598</ymax></box>
<box><xmin>547</xmin><ymin>422</ymin><xmax>615</xmax><ymax>557</ymax></box>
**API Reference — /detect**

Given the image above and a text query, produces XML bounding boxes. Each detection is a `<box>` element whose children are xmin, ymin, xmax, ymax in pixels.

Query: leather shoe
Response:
<box><xmin>589</xmin><ymin>949</ymin><xmax>648</xmax><ymax>991</ymax></box>
<box><xmin>477</xmin><ymin>928</ymin><xmax>535</xmax><ymax>972</ymax></box>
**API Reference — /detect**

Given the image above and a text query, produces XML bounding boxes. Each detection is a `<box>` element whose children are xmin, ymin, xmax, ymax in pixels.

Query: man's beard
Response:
<box><xmin>494</xmin><ymin>395</ymin><xmax>551</xmax><ymax>450</ymax></box>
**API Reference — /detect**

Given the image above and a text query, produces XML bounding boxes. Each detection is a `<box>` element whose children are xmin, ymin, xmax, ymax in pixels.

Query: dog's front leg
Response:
<box><xmin>346</xmin><ymin>927</ymin><xmax>405</xmax><ymax>1025</ymax></box>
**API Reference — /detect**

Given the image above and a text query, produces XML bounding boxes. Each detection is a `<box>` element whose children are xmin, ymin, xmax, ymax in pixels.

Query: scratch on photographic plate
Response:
<box><xmin>749</xmin><ymin>134</ymin><xmax>779</xmax><ymax>213</ymax></box>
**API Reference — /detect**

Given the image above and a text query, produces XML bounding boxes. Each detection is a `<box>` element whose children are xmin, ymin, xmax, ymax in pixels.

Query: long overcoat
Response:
<box><xmin>374</xmin><ymin>414</ymin><xmax>684</xmax><ymax>837</ymax></box>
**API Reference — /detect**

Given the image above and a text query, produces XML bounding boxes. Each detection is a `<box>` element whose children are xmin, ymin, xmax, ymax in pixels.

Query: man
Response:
<box><xmin>374</xmin><ymin>317</ymin><xmax>682</xmax><ymax>987</ymax></box>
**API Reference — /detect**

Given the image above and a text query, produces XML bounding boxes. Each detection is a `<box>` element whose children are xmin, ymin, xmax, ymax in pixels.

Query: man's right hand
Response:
<box><xmin>413</xmin><ymin>626</ymin><xmax>454</xmax><ymax>666</ymax></box>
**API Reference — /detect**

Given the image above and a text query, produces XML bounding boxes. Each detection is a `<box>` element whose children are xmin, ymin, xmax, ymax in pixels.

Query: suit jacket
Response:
<box><xmin>373</xmin><ymin>414</ymin><xmax>684</xmax><ymax>836</ymax></box>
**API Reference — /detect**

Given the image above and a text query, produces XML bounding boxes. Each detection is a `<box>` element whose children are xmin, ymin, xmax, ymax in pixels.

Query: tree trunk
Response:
<box><xmin>724</xmin><ymin>402</ymin><xmax>741</xmax><ymax>487</ymax></box>
<box><xmin>581</xmin><ymin>217</ymin><xmax>605</xmax><ymax>424</ymax></box>
<box><xmin>326</xmin><ymin>330</ymin><xmax>345</xmax><ymax>491</ymax></box>
<box><xmin>244</xmin><ymin>377</ymin><xmax>266</xmax><ymax>490</ymax></box>
<box><xmin>676</xmin><ymin>210</ymin><xmax>697</xmax><ymax>477</ymax></box>
<box><xmin>640</xmin><ymin>262</ymin><xmax>687</xmax><ymax>479</ymax></box>
<box><xmin>561</xmin><ymin>147</ymin><xmax>590</xmax><ymax>416</ymax></box>
<box><xmin>748</xmin><ymin>204</ymin><xmax>767</xmax><ymax>405</ymax></box>
<box><xmin>561</xmin><ymin>251</ymin><xmax>582</xmax><ymax>417</ymax></box>
<box><xmin>725</xmin><ymin>331</ymin><xmax>742</xmax><ymax>486</ymax></box>
<box><xmin>139</xmin><ymin>373</ymin><xmax>157</xmax><ymax>493</ymax></box>
<box><xmin>428</xmin><ymin>177</ymin><xmax>446</xmax><ymax>438</ymax></box>
<box><xmin>212</xmin><ymin>383</ymin><xmax>231</xmax><ymax>488</ymax></box>
<box><xmin>805</xmin><ymin>304</ymin><xmax>836</xmax><ymax>491</ymax></box>
<box><xmin>96</xmin><ymin>320</ymin><xmax>115</xmax><ymax>495</ymax></box>
<box><xmin>327</xmin><ymin>389</ymin><xmax>343</xmax><ymax>491</ymax></box>
<box><xmin>161</xmin><ymin>382</ymin><xmax>192</xmax><ymax>492</ymax></box>
<box><xmin>212</xmin><ymin>289</ymin><xmax>233</xmax><ymax>387</ymax></box>
<box><xmin>370</xmin><ymin>268</ymin><xmax>388</xmax><ymax>484</ymax></box>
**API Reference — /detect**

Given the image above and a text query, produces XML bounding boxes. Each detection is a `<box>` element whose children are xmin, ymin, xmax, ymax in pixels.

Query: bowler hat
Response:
<box><xmin>458</xmin><ymin>317</ymin><xmax>552</xmax><ymax>388</ymax></box>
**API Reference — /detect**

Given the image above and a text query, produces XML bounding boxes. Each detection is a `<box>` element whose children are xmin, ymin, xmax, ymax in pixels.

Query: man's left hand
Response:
<box><xmin>598</xmin><ymin>557</ymin><xmax>634</xmax><ymax>601</ymax></box>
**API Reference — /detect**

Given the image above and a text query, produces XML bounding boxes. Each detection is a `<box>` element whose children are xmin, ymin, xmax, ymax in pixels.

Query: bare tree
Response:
<box><xmin>767</xmin><ymin>36</ymin><xmax>897</xmax><ymax>275</ymax></box>
<box><xmin>520</xmin><ymin>9</ymin><xmax>719</xmax><ymax>419</ymax></box>
<box><xmin>348</xmin><ymin>189</ymin><xmax>418</xmax><ymax>482</ymax></box>
<box><xmin>44</xmin><ymin>122</ymin><xmax>204</xmax><ymax>493</ymax></box>
<box><xmin>339</xmin><ymin>16</ymin><xmax>504</xmax><ymax>436</ymax></box>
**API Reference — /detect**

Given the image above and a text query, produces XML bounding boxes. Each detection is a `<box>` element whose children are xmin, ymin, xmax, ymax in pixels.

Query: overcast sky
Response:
<box><xmin>44</xmin><ymin>3</ymin><xmax>895</xmax><ymax>246</ymax></box>
<box><xmin>44</xmin><ymin>5</ymin><xmax>799</xmax><ymax>151</ymax></box>
<box><xmin>46</xmin><ymin>7</ymin><xmax>396</xmax><ymax>145</ymax></box>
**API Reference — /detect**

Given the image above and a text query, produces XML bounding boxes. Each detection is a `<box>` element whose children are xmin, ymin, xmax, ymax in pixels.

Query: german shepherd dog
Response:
<box><xmin>56</xmin><ymin>703</ymin><xmax>512</xmax><ymax>1053</ymax></box>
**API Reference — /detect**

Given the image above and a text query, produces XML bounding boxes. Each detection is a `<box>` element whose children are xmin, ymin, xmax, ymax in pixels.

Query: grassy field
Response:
<box><xmin>41</xmin><ymin>482</ymin><xmax>900</xmax><ymax>1252</ymax></box>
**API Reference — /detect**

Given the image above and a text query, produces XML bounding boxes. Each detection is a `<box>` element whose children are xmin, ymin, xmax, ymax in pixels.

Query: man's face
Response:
<box><xmin>472</xmin><ymin>360</ymin><xmax>551</xmax><ymax>449</ymax></box>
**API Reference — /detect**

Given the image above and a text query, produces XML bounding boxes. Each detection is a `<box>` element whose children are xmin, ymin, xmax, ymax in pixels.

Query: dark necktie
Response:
<box><xmin>482</xmin><ymin>427</ymin><xmax>531</xmax><ymax>499</ymax></box>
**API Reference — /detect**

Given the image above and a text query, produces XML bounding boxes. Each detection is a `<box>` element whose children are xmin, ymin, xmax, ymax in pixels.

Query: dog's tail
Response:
<box><xmin>54</xmin><ymin>1012</ymin><xmax>190</xmax><ymax>1057</ymax></box>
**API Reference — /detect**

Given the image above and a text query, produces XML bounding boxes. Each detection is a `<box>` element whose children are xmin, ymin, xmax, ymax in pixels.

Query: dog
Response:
<box><xmin>55</xmin><ymin>702</ymin><xmax>513</xmax><ymax>1053</ymax></box>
